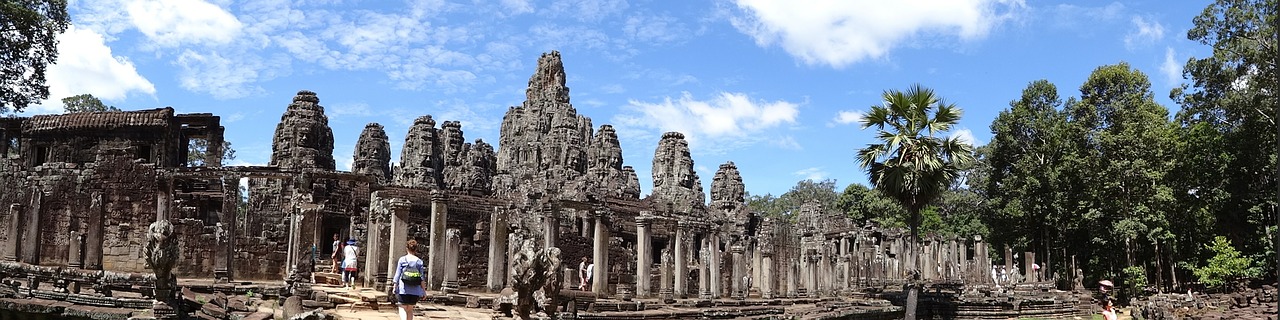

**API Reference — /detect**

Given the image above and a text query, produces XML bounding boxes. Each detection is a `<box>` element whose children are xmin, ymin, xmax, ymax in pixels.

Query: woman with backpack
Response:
<box><xmin>393</xmin><ymin>239</ymin><xmax>426</xmax><ymax>320</ymax></box>
<box><xmin>342</xmin><ymin>238</ymin><xmax>360</xmax><ymax>289</ymax></box>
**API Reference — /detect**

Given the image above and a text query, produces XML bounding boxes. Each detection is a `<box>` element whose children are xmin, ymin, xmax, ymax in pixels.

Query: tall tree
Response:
<box><xmin>1067</xmin><ymin>63</ymin><xmax>1177</xmax><ymax>289</ymax></box>
<box><xmin>986</xmin><ymin>80</ymin><xmax>1076</xmax><ymax>278</ymax></box>
<box><xmin>62</xmin><ymin>93</ymin><xmax>120</xmax><ymax>113</ymax></box>
<box><xmin>1176</xmin><ymin>0</ymin><xmax>1278</xmax><ymax>272</ymax></box>
<box><xmin>1</xmin><ymin>0</ymin><xmax>70</xmax><ymax>113</ymax></box>
<box><xmin>856</xmin><ymin>84</ymin><xmax>975</xmax><ymax>320</ymax></box>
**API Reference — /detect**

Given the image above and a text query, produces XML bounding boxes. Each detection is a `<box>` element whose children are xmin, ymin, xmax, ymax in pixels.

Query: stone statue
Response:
<box><xmin>145</xmin><ymin>220</ymin><xmax>178</xmax><ymax>300</ymax></box>
<box><xmin>509</xmin><ymin>238</ymin><xmax>562</xmax><ymax>320</ymax></box>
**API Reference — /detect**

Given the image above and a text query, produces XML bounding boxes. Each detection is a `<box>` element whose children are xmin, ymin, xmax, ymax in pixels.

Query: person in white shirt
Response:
<box><xmin>342</xmin><ymin>239</ymin><xmax>360</xmax><ymax>288</ymax></box>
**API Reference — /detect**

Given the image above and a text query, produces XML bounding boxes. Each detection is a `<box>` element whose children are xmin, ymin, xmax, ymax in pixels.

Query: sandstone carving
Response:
<box><xmin>270</xmin><ymin>90</ymin><xmax>336</xmax><ymax>170</ymax></box>
<box><xmin>351</xmin><ymin>123</ymin><xmax>391</xmax><ymax>183</ymax></box>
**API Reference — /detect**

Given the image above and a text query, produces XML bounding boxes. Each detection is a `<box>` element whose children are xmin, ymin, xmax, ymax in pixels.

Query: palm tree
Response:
<box><xmin>856</xmin><ymin>84</ymin><xmax>975</xmax><ymax>320</ymax></box>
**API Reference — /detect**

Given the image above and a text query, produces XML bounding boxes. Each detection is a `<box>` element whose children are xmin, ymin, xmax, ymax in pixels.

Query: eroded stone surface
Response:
<box><xmin>351</xmin><ymin>123</ymin><xmax>391</xmax><ymax>184</ymax></box>
<box><xmin>270</xmin><ymin>90</ymin><xmax>335</xmax><ymax>170</ymax></box>
<box><xmin>650</xmin><ymin>132</ymin><xmax>705</xmax><ymax>215</ymax></box>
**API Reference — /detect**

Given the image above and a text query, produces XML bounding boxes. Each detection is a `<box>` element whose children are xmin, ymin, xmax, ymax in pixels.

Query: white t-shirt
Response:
<box><xmin>585</xmin><ymin>263</ymin><xmax>595</xmax><ymax>280</ymax></box>
<box><xmin>343</xmin><ymin>245</ymin><xmax>360</xmax><ymax>268</ymax></box>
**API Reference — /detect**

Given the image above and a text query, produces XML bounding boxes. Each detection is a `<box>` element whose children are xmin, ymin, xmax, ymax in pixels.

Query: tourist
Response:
<box><xmin>578</xmin><ymin>257</ymin><xmax>589</xmax><ymax>290</ymax></box>
<box><xmin>342</xmin><ymin>238</ymin><xmax>360</xmax><ymax>288</ymax></box>
<box><xmin>990</xmin><ymin>266</ymin><xmax>999</xmax><ymax>286</ymax></box>
<box><xmin>393</xmin><ymin>240</ymin><xmax>426</xmax><ymax>320</ymax></box>
<box><xmin>331</xmin><ymin>233</ymin><xmax>343</xmax><ymax>274</ymax></box>
<box><xmin>1099</xmin><ymin>299</ymin><xmax>1118</xmax><ymax>320</ymax></box>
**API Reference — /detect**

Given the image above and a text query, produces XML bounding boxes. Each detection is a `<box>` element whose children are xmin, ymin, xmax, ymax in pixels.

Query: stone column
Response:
<box><xmin>786</xmin><ymin>259</ymin><xmax>798</xmax><ymax>298</ymax></box>
<box><xmin>22</xmin><ymin>191</ymin><xmax>41</xmax><ymax>264</ymax></box>
<box><xmin>760</xmin><ymin>250</ymin><xmax>774</xmax><ymax>299</ymax></box>
<box><xmin>1025</xmin><ymin>251</ymin><xmax>1036</xmax><ymax>282</ymax></box>
<box><xmin>5</xmin><ymin>204</ymin><xmax>21</xmax><ymax>262</ymax></box>
<box><xmin>85</xmin><ymin>192</ymin><xmax>104</xmax><ymax>270</ymax></box>
<box><xmin>543</xmin><ymin>203</ymin><xmax>559</xmax><ymax>249</ymax></box>
<box><xmin>592</xmin><ymin>209</ymin><xmax>610</xmax><ymax>295</ymax></box>
<box><xmin>206</xmin><ymin>127</ymin><xmax>225</xmax><ymax>167</ymax></box>
<box><xmin>731</xmin><ymin>245</ymin><xmax>744</xmax><ymax>299</ymax></box>
<box><xmin>698</xmin><ymin>238</ymin><xmax>711</xmax><ymax>299</ymax></box>
<box><xmin>387</xmin><ymin>199</ymin><xmax>410</xmax><ymax>291</ymax></box>
<box><xmin>659</xmin><ymin>248</ymin><xmax>672</xmax><ymax>300</ymax></box>
<box><xmin>674</xmin><ymin>221</ymin><xmax>689</xmax><ymax>298</ymax></box>
<box><xmin>751</xmin><ymin>245</ymin><xmax>762</xmax><ymax>292</ymax></box>
<box><xmin>1004</xmin><ymin>245</ymin><xmax>1013</xmax><ymax>277</ymax></box>
<box><xmin>487</xmin><ymin>207</ymin><xmax>509</xmax><ymax>292</ymax></box>
<box><xmin>364</xmin><ymin>205</ymin><xmax>385</xmax><ymax>288</ymax></box>
<box><xmin>443</xmin><ymin>229</ymin><xmax>461</xmax><ymax>293</ymax></box>
<box><xmin>68</xmin><ymin>231</ymin><xmax>82</xmax><ymax>268</ymax></box>
<box><xmin>799</xmin><ymin>248</ymin><xmax>810</xmax><ymax>296</ymax></box>
<box><xmin>635</xmin><ymin>215</ymin><xmax>652</xmax><ymax>298</ymax></box>
<box><xmin>708</xmin><ymin>233</ymin><xmax>721</xmax><ymax>298</ymax></box>
<box><xmin>428</xmin><ymin>191</ymin><xmax>448</xmax><ymax>291</ymax></box>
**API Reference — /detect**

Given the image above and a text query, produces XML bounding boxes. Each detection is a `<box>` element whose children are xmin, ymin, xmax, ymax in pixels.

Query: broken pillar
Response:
<box><xmin>591</xmin><ymin>209</ymin><xmax>609</xmax><ymax>295</ymax></box>
<box><xmin>487</xmin><ymin>207</ymin><xmax>509</xmax><ymax>292</ymax></box>
<box><xmin>698</xmin><ymin>238</ymin><xmax>711</xmax><ymax>300</ymax></box>
<box><xmin>659</xmin><ymin>248</ymin><xmax>672</xmax><ymax>300</ymax></box>
<box><xmin>428</xmin><ymin>191</ymin><xmax>448</xmax><ymax>291</ymax></box>
<box><xmin>68</xmin><ymin>231</ymin><xmax>82</xmax><ymax>268</ymax></box>
<box><xmin>674</xmin><ymin>220</ymin><xmax>689</xmax><ymax>298</ymax></box>
<box><xmin>760</xmin><ymin>250</ymin><xmax>774</xmax><ymax>299</ymax></box>
<box><xmin>22</xmin><ymin>191</ymin><xmax>40</xmax><ymax>264</ymax></box>
<box><xmin>731</xmin><ymin>245</ymin><xmax>744</xmax><ymax>299</ymax></box>
<box><xmin>387</xmin><ymin>199</ymin><xmax>410</xmax><ymax>291</ymax></box>
<box><xmin>5</xmin><ymin>204</ymin><xmax>20</xmax><ymax>262</ymax></box>
<box><xmin>708</xmin><ymin>233</ymin><xmax>721</xmax><ymax>298</ymax></box>
<box><xmin>443</xmin><ymin>228</ymin><xmax>461</xmax><ymax>294</ymax></box>
<box><xmin>86</xmin><ymin>192</ymin><xmax>104</xmax><ymax>270</ymax></box>
<box><xmin>635</xmin><ymin>215</ymin><xmax>652</xmax><ymax>298</ymax></box>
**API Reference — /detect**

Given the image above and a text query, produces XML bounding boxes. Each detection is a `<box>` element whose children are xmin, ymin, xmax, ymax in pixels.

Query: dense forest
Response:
<box><xmin>747</xmin><ymin>0</ymin><xmax>1278</xmax><ymax>300</ymax></box>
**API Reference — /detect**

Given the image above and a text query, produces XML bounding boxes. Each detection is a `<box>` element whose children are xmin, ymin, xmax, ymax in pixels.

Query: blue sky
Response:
<box><xmin>24</xmin><ymin>0</ymin><xmax>1208</xmax><ymax>197</ymax></box>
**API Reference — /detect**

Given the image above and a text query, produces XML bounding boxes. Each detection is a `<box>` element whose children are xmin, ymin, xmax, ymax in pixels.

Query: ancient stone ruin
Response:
<box><xmin>0</xmin><ymin>51</ymin><xmax>1086</xmax><ymax>319</ymax></box>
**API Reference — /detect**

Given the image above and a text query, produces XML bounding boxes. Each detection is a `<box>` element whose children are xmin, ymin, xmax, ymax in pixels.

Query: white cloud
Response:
<box><xmin>175</xmin><ymin>50</ymin><xmax>272</xmax><ymax>99</ymax></box>
<box><xmin>1124</xmin><ymin>16</ymin><xmax>1164</xmax><ymax>50</ymax></box>
<box><xmin>616</xmin><ymin>92</ymin><xmax>800</xmax><ymax>153</ymax></box>
<box><xmin>794</xmin><ymin>167</ymin><xmax>828</xmax><ymax>181</ymax></box>
<box><xmin>126</xmin><ymin>0</ymin><xmax>243</xmax><ymax>47</ymax></box>
<box><xmin>547</xmin><ymin>0</ymin><xmax>629</xmax><ymax>22</ymax></box>
<box><xmin>500</xmin><ymin>0</ymin><xmax>534</xmax><ymax>15</ymax></box>
<box><xmin>624</xmin><ymin>13</ymin><xmax>688</xmax><ymax>44</ymax></box>
<box><xmin>39</xmin><ymin>25</ymin><xmax>155</xmax><ymax>113</ymax></box>
<box><xmin>729</xmin><ymin>0</ymin><xmax>1025</xmax><ymax>68</ymax></box>
<box><xmin>773</xmin><ymin>135</ymin><xmax>802</xmax><ymax>150</ymax></box>
<box><xmin>950</xmin><ymin>128</ymin><xmax>979</xmax><ymax>146</ymax></box>
<box><xmin>1160</xmin><ymin>47</ymin><xmax>1183</xmax><ymax>86</ymax></box>
<box><xmin>833</xmin><ymin>110</ymin><xmax>864</xmax><ymax>125</ymax></box>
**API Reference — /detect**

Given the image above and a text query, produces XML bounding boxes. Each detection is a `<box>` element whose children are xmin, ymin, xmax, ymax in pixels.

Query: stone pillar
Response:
<box><xmin>731</xmin><ymin>245</ymin><xmax>744</xmax><ymax>299</ymax></box>
<box><xmin>67</xmin><ymin>231</ymin><xmax>82</xmax><ymax>268</ymax></box>
<box><xmin>786</xmin><ymin>259</ymin><xmax>798</xmax><ymax>298</ymax></box>
<box><xmin>1025</xmin><ymin>251</ymin><xmax>1036</xmax><ymax>282</ymax></box>
<box><xmin>760</xmin><ymin>251</ymin><xmax>774</xmax><ymax>299</ymax></box>
<box><xmin>799</xmin><ymin>248</ymin><xmax>810</xmax><ymax>296</ymax></box>
<box><xmin>206</xmin><ymin>127</ymin><xmax>225</xmax><ymax>167</ymax></box>
<box><xmin>751</xmin><ymin>245</ymin><xmax>762</xmax><ymax>292</ymax></box>
<box><xmin>1004</xmin><ymin>245</ymin><xmax>1013</xmax><ymax>277</ymax></box>
<box><xmin>387</xmin><ymin>199</ymin><xmax>410</xmax><ymax>291</ymax></box>
<box><xmin>5</xmin><ymin>204</ymin><xmax>21</xmax><ymax>262</ymax></box>
<box><xmin>544</xmin><ymin>212</ymin><xmax>558</xmax><ymax>250</ymax></box>
<box><xmin>698</xmin><ymin>238</ymin><xmax>711</xmax><ymax>299</ymax></box>
<box><xmin>635</xmin><ymin>215</ymin><xmax>652</xmax><ymax>298</ymax></box>
<box><xmin>364</xmin><ymin>206</ymin><xmax>386</xmax><ymax>288</ymax></box>
<box><xmin>674</xmin><ymin>221</ymin><xmax>688</xmax><ymax>298</ymax></box>
<box><xmin>428</xmin><ymin>191</ymin><xmax>448</xmax><ymax>291</ymax></box>
<box><xmin>708</xmin><ymin>233</ymin><xmax>721</xmax><ymax>298</ymax></box>
<box><xmin>659</xmin><ymin>248</ymin><xmax>672</xmax><ymax>300</ymax></box>
<box><xmin>592</xmin><ymin>210</ymin><xmax>609</xmax><ymax>295</ymax></box>
<box><xmin>487</xmin><ymin>207</ymin><xmax>509</xmax><ymax>292</ymax></box>
<box><xmin>443</xmin><ymin>229</ymin><xmax>461</xmax><ymax>294</ymax></box>
<box><xmin>22</xmin><ymin>191</ymin><xmax>41</xmax><ymax>264</ymax></box>
<box><xmin>85</xmin><ymin>192</ymin><xmax>104</xmax><ymax>270</ymax></box>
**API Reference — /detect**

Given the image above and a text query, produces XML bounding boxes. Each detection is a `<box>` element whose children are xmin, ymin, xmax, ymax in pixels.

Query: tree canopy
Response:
<box><xmin>1</xmin><ymin>0</ymin><xmax>70</xmax><ymax>113</ymax></box>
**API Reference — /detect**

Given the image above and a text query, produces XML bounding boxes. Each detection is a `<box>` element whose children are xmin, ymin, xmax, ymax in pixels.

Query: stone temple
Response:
<box><xmin>0</xmin><ymin>51</ymin><xmax>1087</xmax><ymax>319</ymax></box>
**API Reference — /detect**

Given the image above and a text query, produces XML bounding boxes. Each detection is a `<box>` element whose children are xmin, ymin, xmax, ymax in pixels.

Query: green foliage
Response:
<box><xmin>61</xmin><ymin>94</ymin><xmax>120</xmax><ymax>113</ymax></box>
<box><xmin>188</xmin><ymin>139</ymin><xmax>237</xmax><ymax>166</ymax></box>
<box><xmin>746</xmin><ymin>179</ymin><xmax>838</xmax><ymax>220</ymax></box>
<box><xmin>0</xmin><ymin>0</ymin><xmax>70</xmax><ymax>113</ymax></box>
<box><xmin>1121</xmin><ymin>265</ymin><xmax>1147</xmax><ymax>299</ymax></box>
<box><xmin>1193</xmin><ymin>236</ymin><xmax>1258</xmax><ymax>291</ymax></box>
<box><xmin>835</xmin><ymin>183</ymin><xmax>905</xmax><ymax>226</ymax></box>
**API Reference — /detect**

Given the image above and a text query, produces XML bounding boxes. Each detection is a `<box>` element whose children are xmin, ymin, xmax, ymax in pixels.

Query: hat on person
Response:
<box><xmin>1099</xmin><ymin>279</ymin><xmax>1114</xmax><ymax>287</ymax></box>
<box><xmin>346</xmin><ymin>239</ymin><xmax>357</xmax><ymax>245</ymax></box>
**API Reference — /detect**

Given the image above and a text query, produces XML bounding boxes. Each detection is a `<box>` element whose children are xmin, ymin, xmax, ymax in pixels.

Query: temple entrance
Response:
<box><xmin>321</xmin><ymin>216</ymin><xmax>351</xmax><ymax>256</ymax></box>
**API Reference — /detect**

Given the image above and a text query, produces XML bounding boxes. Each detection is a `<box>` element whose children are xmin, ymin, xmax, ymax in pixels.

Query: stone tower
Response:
<box><xmin>493</xmin><ymin>51</ymin><xmax>595</xmax><ymax>201</ymax></box>
<box><xmin>395</xmin><ymin>116</ymin><xmax>444</xmax><ymax>189</ymax></box>
<box><xmin>269</xmin><ymin>90</ymin><xmax>336</xmax><ymax>170</ymax></box>
<box><xmin>352</xmin><ymin>123</ymin><xmax>392</xmax><ymax>183</ymax></box>
<box><xmin>586</xmin><ymin>125</ymin><xmax>641</xmax><ymax>200</ymax></box>
<box><xmin>651</xmin><ymin>132</ymin><xmax>705</xmax><ymax>214</ymax></box>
